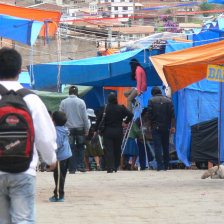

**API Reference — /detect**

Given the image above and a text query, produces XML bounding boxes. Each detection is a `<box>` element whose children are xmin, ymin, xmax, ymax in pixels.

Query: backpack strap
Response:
<box><xmin>16</xmin><ymin>88</ymin><xmax>35</xmax><ymax>98</ymax></box>
<box><xmin>0</xmin><ymin>84</ymin><xmax>9</xmax><ymax>95</ymax></box>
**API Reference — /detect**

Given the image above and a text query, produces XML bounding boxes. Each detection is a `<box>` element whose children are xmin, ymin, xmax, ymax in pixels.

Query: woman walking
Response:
<box><xmin>94</xmin><ymin>92</ymin><xmax>133</xmax><ymax>173</ymax></box>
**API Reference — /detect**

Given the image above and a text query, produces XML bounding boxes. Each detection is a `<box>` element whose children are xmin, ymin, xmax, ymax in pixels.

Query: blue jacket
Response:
<box><xmin>56</xmin><ymin>126</ymin><xmax>72</xmax><ymax>161</ymax></box>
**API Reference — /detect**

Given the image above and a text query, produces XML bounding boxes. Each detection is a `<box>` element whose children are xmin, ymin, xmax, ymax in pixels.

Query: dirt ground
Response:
<box><xmin>36</xmin><ymin>169</ymin><xmax>224</xmax><ymax>224</ymax></box>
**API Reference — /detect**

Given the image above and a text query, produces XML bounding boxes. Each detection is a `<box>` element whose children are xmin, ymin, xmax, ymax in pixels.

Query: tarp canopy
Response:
<box><xmin>150</xmin><ymin>40</ymin><xmax>224</xmax><ymax>92</ymax></box>
<box><xmin>0</xmin><ymin>14</ymin><xmax>43</xmax><ymax>45</ymax></box>
<box><xmin>30</xmin><ymin>48</ymin><xmax>163</xmax><ymax>90</ymax></box>
<box><xmin>208</xmin><ymin>0</ymin><xmax>224</xmax><ymax>3</ymax></box>
<box><xmin>174</xmin><ymin>79</ymin><xmax>219</xmax><ymax>166</ymax></box>
<box><xmin>165</xmin><ymin>40</ymin><xmax>193</xmax><ymax>53</ymax></box>
<box><xmin>18</xmin><ymin>72</ymin><xmax>114</xmax><ymax>112</ymax></box>
<box><xmin>0</xmin><ymin>3</ymin><xmax>61</xmax><ymax>36</ymax></box>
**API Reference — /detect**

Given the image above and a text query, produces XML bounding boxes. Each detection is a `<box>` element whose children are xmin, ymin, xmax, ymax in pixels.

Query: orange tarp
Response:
<box><xmin>104</xmin><ymin>87</ymin><xmax>131</xmax><ymax>106</ymax></box>
<box><xmin>150</xmin><ymin>40</ymin><xmax>224</xmax><ymax>93</ymax></box>
<box><xmin>0</xmin><ymin>3</ymin><xmax>61</xmax><ymax>36</ymax></box>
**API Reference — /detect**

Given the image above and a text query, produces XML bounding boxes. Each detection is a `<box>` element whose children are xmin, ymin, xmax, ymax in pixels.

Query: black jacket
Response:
<box><xmin>95</xmin><ymin>104</ymin><xmax>133</xmax><ymax>130</ymax></box>
<box><xmin>147</xmin><ymin>94</ymin><xmax>175</xmax><ymax>130</ymax></box>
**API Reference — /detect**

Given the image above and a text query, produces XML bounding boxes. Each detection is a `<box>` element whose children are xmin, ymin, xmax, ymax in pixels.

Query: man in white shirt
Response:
<box><xmin>0</xmin><ymin>48</ymin><xmax>57</xmax><ymax>224</ymax></box>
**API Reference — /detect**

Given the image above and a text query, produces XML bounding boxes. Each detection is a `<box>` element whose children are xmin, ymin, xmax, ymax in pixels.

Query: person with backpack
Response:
<box><xmin>0</xmin><ymin>48</ymin><xmax>57</xmax><ymax>223</ymax></box>
<box><xmin>49</xmin><ymin>111</ymin><xmax>72</xmax><ymax>202</ymax></box>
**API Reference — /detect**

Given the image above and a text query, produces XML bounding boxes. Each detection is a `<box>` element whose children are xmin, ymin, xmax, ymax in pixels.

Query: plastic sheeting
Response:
<box><xmin>192</xmin><ymin>30</ymin><xmax>224</xmax><ymax>46</ymax></box>
<box><xmin>18</xmin><ymin>72</ymin><xmax>114</xmax><ymax>112</ymax></box>
<box><xmin>165</xmin><ymin>39</ymin><xmax>220</xmax><ymax>166</ymax></box>
<box><xmin>0</xmin><ymin>3</ymin><xmax>61</xmax><ymax>37</ymax></box>
<box><xmin>150</xmin><ymin>40</ymin><xmax>224</xmax><ymax>92</ymax></box>
<box><xmin>165</xmin><ymin>40</ymin><xmax>193</xmax><ymax>53</ymax></box>
<box><xmin>122</xmin><ymin>32</ymin><xmax>187</xmax><ymax>50</ymax></box>
<box><xmin>30</xmin><ymin>48</ymin><xmax>163</xmax><ymax>90</ymax></box>
<box><xmin>191</xmin><ymin>118</ymin><xmax>218</xmax><ymax>162</ymax></box>
<box><xmin>174</xmin><ymin>79</ymin><xmax>219</xmax><ymax>166</ymax></box>
<box><xmin>208</xmin><ymin>0</ymin><xmax>224</xmax><ymax>4</ymax></box>
<box><xmin>0</xmin><ymin>14</ymin><xmax>43</xmax><ymax>45</ymax></box>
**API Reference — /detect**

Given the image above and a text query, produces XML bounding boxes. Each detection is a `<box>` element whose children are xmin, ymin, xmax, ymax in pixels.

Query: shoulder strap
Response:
<box><xmin>16</xmin><ymin>88</ymin><xmax>35</xmax><ymax>98</ymax></box>
<box><xmin>0</xmin><ymin>84</ymin><xmax>9</xmax><ymax>95</ymax></box>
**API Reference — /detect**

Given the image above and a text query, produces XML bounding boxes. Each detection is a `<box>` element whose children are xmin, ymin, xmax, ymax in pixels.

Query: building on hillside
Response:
<box><xmin>28</xmin><ymin>2</ymin><xmax>66</xmax><ymax>12</ymax></box>
<box><xmin>0</xmin><ymin>0</ymin><xmax>15</xmax><ymax>5</ymax></box>
<box><xmin>98</xmin><ymin>0</ymin><xmax>143</xmax><ymax>23</ymax></box>
<box><xmin>136</xmin><ymin>0</ymin><xmax>203</xmax><ymax>25</ymax></box>
<box><xmin>112</xmin><ymin>25</ymin><xmax>154</xmax><ymax>42</ymax></box>
<box><xmin>0</xmin><ymin>0</ymin><xmax>36</xmax><ymax>6</ymax></box>
<box><xmin>179</xmin><ymin>22</ymin><xmax>202</xmax><ymax>33</ymax></box>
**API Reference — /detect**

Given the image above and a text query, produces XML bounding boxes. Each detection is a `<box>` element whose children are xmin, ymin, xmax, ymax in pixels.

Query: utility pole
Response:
<box><xmin>132</xmin><ymin>0</ymin><xmax>135</xmax><ymax>24</ymax></box>
<box><xmin>108</xmin><ymin>26</ymin><xmax>112</xmax><ymax>48</ymax></box>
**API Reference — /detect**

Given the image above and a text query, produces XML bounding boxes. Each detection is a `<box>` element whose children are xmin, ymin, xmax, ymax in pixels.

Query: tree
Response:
<box><xmin>199</xmin><ymin>1</ymin><xmax>214</xmax><ymax>17</ymax></box>
<box><xmin>160</xmin><ymin>15</ymin><xmax>180</xmax><ymax>33</ymax></box>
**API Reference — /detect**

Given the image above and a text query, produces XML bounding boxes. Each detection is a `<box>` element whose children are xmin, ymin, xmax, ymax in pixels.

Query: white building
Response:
<box><xmin>98</xmin><ymin>0</ymin><xmax>142</xmax><ymax>22</ymax></box>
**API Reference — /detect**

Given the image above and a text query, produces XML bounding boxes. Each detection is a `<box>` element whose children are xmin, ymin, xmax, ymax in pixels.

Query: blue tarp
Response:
<box><xmin>187</xmin><ymin>19</ymin><xmax>224</xmax><ymax>46</ymax></box>
<box><xmin>208</xmin><ymin>0</ymin><xmax>224</xmax><ymax>3</ymax></box>
<box><xmin>174</xmin><ymin>79</ymin><xmax>219</xmax><ymax>166</ymax></box>
<box><xmin>165</xmin><ymin>40</ymin><xmax>193</xmax><ymax>53</ymax></box>
<box><xmin>0</xmin><ymin>14</ymin><xmax>43</xmax><ymax>46</ymax></box>
<box><xmin>166</xmin><ymin>39</ymin><xmax>220</xmax><ymax>166</ymax></box>
<box><xmin>18</xmin><ymin>72</ymin><xmax>31</xmax><ymax>89</ymax></box>
<box><xmin>29</xmin><ymin>48</ymin><xmax>163</xmax><ymax>90</ymax></box>
<box><xmin>192</xmin><ymin>30</ymin><xmax>224</xmax><ymax>46</ymax></box>
<box><xmin>18</xmin><ymin>72</ymin><xmax>114</xmax><ymax>111</ymax></box>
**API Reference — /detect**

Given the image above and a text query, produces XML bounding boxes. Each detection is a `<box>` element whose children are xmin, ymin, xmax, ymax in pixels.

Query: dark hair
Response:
<box><xmin>0</xmin><ymin>47</ymin><xmax>22</xmax><ymax>79</ymax></box>
<box><xmin>151</xmin><ymin>87</ymin><xmax>162</xmax><ymax>96</ymax></box>
<box><xmin>108</xmin><ymin>92</ymin><xmax>118</xmax><ymax>104</ymax></box>
<box><xmin>130</xmin><ymin>59</ymin><xmax>141</xmax><ymax>81</ymax></box>
<box><xmin>52</xmin><ymin>111</ymin><xmax>67</xmax><ymax>126</ymax></box>
<box><xmin>69</xmin><ymin>86</ymin><xmax>78</xmax><ymax>95</ymax></box>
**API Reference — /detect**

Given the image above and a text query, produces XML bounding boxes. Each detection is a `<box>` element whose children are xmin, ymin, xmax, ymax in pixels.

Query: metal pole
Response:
<box><xmin>218</xmin><ymin>82</ymin><xmax>223</xmax><ymax>167</ymax></box>
<box><xmin>132</xmin><ymin>0</ymin><xmax>135</xmax><ymax>24</ymax></box>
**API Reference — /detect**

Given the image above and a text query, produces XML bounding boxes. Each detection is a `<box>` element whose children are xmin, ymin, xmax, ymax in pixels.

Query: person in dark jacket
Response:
<box><xmin>147</xmin><ymin>87</ymin><xmax>175</xmax><ymax>171</ymax></box>
<box><xmin>94</xmin><ymin>92</ymin><xmax>133</xmax><ymax>173</ymax></box>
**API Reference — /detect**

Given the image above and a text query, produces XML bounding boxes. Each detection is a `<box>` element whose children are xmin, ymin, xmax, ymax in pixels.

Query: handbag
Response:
<box><xmin>98</xmin><ymin>104</ymin><xmax>107</xmax><ymax>135</ymax></box>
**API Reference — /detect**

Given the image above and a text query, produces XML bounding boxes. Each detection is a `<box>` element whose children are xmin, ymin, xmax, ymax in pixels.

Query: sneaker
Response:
<box><xmin>57</xmin><ymin>198</ymin><xmax>65</xmax><ymax>202</ymax></box>
<box><xmin>77</xmin><ymin>168</ymin><xmax>86</xmax><ymax>172</ymax></box>
<box><xmin>69</xmin><ymin>171</ymin><xmax>76</xmax><ymax>174</ymax></box>
<box><xmin>49</xmin><ymin>196</ymin><xmax>64</xmax><ymax>202</ymax></box>
<box><xmin>49</xmin><ymin>196</ymin><xmax>58</xmax><ymax>202</ymax></box>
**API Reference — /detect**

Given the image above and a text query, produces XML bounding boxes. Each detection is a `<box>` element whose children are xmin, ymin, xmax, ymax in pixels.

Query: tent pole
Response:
<box><xmin>218</xmin><ymin>81</ymin><xmax>223</xmax><ymax>167</ymax></box>
<box><xmin>103</xmin><ymin>87</ymin><xmax>106</xmax><ymax>105</ymax></box>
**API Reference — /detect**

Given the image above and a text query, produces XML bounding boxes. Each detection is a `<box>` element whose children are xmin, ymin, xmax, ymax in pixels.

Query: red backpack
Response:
<box><xmin>0</xmin><ymin>84</ymin><xmax>35</xmax><ymax>173</ymax></box>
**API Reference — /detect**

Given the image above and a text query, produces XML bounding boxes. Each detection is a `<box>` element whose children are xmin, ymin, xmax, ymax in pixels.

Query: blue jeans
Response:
<box><xmin>0</xmin><ymin>174</ymin><xmax>36</xmax><ymax>224</ymax></box>
<box><xmin>152</xmin><ymin>128</ymin><xmax>170</xmax><ymax>170</ymax></box>
<box><xmin>69</xmin><ymin>128</ymin><xmax>86</xmax><ymax>172</ymax></box>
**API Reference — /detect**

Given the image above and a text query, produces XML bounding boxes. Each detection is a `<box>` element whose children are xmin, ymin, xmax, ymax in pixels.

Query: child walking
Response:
<box><xmin>49</xmin><ymin>111</ymin><xmax>72</xmax><ymax>202</ymax></box>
